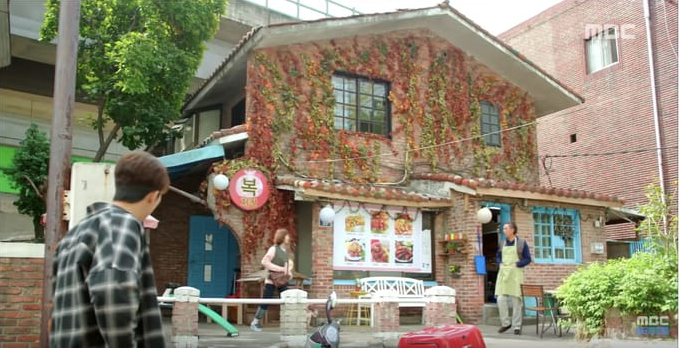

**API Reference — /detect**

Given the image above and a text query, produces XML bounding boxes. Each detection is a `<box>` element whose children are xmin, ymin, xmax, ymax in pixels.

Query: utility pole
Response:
<box><xmin>40</xmin><ymin>0</ymin><xmax>81</xmax><ymax>347</ymax></box>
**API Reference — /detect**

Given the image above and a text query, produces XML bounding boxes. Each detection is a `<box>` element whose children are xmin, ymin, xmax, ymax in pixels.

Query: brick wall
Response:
<box><xmin>0</xmin><ymin>246</ymin><xmax>44</xmax><ymax>348</ymax></box>
<box><xmin>501</xmin><ymin>0</ymin><xmax>678</xmax><ymax>239</ymax></box>
<box><xmin>436</xmin><ymin>194</ymin><xmax>607</xmax><ymax>323</ymax></box>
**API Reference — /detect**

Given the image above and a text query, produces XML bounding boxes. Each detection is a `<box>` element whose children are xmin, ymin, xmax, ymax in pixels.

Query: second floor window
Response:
<box><xmin>585</xmin><ymin>27</ymin><xmax>619</xmax><ymax>74</ymax></box>
<box><xmin>480</xmin><ymin>101</ymin><xmax>501</xmax><ymax>147</ymax></box>
<box><xmin>333</xmin><ymin>74</ymin><xmax>390</xmax><ymax>136</ymax></box>
<box><xmin>532</xmin><ymin>207</ymin><xmax>581</xmax><ymax>264</ymax></box>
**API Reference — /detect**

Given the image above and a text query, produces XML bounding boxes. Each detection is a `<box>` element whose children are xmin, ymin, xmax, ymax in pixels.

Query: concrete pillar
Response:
<box><xmin>172</xmin><ymin>286</ymin><xmax>200</xmax><ymax>348</ymax></box>
<box><xmin>280</xmin><ymin>289</ymin><xmax>308</xmax><ymax>347</ymax></box>
<box><xmin>373</xmin><ymin>290</ymin><xmax>399</xmax><ymax>340</ymax></box>
<box><xmin>424</xmin><ymin>286</ymin><xmax>457</xmax><ymax>326</ymax></box>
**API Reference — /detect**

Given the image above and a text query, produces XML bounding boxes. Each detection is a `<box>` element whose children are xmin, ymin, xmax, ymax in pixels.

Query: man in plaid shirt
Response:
<box><xmin>51</xmin><ymin>151</ymin><xmax>169</xmax><ymax>347</ymax></box>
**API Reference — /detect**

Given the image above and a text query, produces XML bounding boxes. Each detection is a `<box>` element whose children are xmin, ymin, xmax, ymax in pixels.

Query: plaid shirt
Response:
<box><xmin>51</xmin><ymin>203</ymin><xmax>166</xmax><ymax>348</ymax></box>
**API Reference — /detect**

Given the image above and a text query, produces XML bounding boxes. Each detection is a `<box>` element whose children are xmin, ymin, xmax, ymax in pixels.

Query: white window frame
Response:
<box><xmin>585</xmin><ymin>27</ymin><xmax>619</xmax><ymax>74</ymax></box>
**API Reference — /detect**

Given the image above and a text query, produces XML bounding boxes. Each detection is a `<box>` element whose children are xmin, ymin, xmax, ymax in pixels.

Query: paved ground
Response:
<box><xmin>163</xmin><ymin>319</ymin><xmax>678</xmax><ymax>348</ymax></box>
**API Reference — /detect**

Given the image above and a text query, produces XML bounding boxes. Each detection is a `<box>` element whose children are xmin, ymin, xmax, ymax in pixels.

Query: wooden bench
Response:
<box><xmin>359</xmin><ymin>276</ymin><xmax>426</xmax><ymax>326</ymax></box>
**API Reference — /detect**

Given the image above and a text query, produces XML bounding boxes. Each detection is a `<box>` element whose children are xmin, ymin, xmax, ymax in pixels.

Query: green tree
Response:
<box><xmin>7</xmin><ymin>124</ymin><xmax>50</xmax><ymax>241</ymax></box>
<box><xmin>636</xmin><ymin>181</ymin><xmax>678</xmax><ymax>256</ymax></box>
<box><xmin>40</xmin><ymin>0</ymin><xmax>227</xmax><ymax>161</ymax></box>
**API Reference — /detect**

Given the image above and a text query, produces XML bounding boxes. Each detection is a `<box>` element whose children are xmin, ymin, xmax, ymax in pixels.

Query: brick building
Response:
<box><xmin>499</xmin><ymin>0</ymin><xmax>678</xmax><ymax>255</ymax></box>
<box><xmin>147</xmin><ymin>3</ymin><xmax>624</xmax><ymax>325</ymax></box>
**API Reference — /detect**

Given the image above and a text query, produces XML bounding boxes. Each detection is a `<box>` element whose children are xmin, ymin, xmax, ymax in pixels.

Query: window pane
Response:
<box><xmin>359</xmin><ymin>110</ymin><xmax>370</xmax><ymax>121</ymax></box>
<box><xmin>374</xmin><ymin>110</ymin><xmax>385</xmax><ymax>122</ymax></box>
<box><xmin>345</xmin><ymin>80</ymin><xmax>356</xmax><ymax>92</ymax></box>
<box><xmin>334</xmin><ymin>105</ymin><xmax>343</xmax><ymax>117</ymax></box>
<box><xmin>359</xmin><ymin>80</ymin><xmax>371</xmax><ymax>93</ymax></box>
<box><xmin>359</xmin><ymin>122</ymin><xmax>370</xmax><ymax>132</ymax></box>
<box><xmin>334</xmin><ymin>116</ymin><xmax>343</xmax><ymax>129</ymax></box>
<box><xmin>334</xmin><ymin>90</ymin><xmax>344</xmax><ymax>103</ymax></box>
<box><xmin>372</xmin><ymin>124</ymin><xmax>384</xmax><ymax>135</ymax></box>
<box><xmin>345</xmin><ymin>93</ymin><xmax>356</xmax><ymax>105</ymax></box>
<box><xmin>374</xmin><ymin>84</ymin><xmax>385</xmax><ymax>96</ymax></box>
<box><xmin>360</xmin><ymin>94</ymin><xmax>372</xmax><ymax>108</ymax></box>
<box><xmin>332</xmin><ymin>76</ymin><xmax>343</xmax><ymax>89</ymax></box>
<box><xmin>344</xmin><ymin>106</ymin><xmax>356</xmax><ymax>119</ymax></box>
<box><xmin>542</xmin><ymin>237</ymin><xmax>551</xmax><ymax>247</ymax></box>
<box><xmin>374</xmin><ymin>98</ymin><xmax>385</xmax><ymax>110</ymax></box>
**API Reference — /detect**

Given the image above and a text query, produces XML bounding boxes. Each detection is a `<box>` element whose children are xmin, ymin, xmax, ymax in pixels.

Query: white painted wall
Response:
<box><xmin>0</xmin><ymin>242</ymin><xmax>45</xmax><ymax>258</ymax></box>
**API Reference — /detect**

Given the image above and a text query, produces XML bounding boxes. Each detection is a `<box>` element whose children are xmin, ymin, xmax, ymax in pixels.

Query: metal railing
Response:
<box><xmin>242</xmin><ymin>0</ymin><xmax>361</xmax><ymax>20</ymax></box>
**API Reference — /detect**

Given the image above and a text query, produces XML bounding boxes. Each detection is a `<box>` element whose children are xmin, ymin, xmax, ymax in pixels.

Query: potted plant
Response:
<box><xmin>446</xmin><ymin>241</ymin><xmax>463</xmax><ymax>254</ymax></box>
<box><xmin>355</xmin><ymin>278</ymin><xmax>362</xmax><ymax>292</ymax></box>
<box><xmin>449</xmin><ymin>265</ymin><xmax>462</xmax><ymax>278</ymax></box>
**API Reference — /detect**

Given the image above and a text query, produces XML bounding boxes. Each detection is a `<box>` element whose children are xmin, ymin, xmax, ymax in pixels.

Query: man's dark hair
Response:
<box><xmin>113</xmin><ymin>151</ymin><xmax>170</xmax><ymax>203</ymax></box>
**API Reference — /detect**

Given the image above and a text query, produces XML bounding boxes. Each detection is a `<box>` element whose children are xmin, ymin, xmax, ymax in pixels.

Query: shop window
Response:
<box><xmin>532</xmin><ymin>207</ymin><xmax>581</xmax><ymax>264</ymax></box>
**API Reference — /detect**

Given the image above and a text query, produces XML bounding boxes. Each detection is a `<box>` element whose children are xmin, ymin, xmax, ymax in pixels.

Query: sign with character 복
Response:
<box><xmin>228</xmin><ymin>169</ymin><xmax>270</xmax><ymax>211</ymax></box>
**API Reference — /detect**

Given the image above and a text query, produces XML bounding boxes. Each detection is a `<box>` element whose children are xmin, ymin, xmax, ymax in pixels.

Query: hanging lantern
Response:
<box><xmin>213</xmin><ymin>174</ymin><xmax>230</xmax><ymax>190</ymax></box>
<box><xmin>477</xmin><ymin>207</ymin><xmax>493</xmax><ymax>224</ymax></box>
<box><xmin>319</xmin><ymin>205</ymin><xmax>335</xmax><ymax>225</ymax></box>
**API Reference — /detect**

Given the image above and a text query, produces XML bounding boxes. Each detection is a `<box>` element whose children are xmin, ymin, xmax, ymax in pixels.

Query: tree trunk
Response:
<box><xmin>93</xmin><ymin>123</ymin><xmax>121</xmax><ymax>162</ymax></box>
<box><xmin>32</xmin><ymin>215</ymin><xmax>44</xmax><ymax>242</ymax></box>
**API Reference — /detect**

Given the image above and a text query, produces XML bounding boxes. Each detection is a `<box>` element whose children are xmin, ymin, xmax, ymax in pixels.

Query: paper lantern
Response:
<box><xmin>319</xmin><ymin>205</ymin><xmax>335</xmax><ymax>225</ymax></box>
<box><xmin>213</xmin><ymin>174</ymin><xmax>229</xmax><ymax>190</ymax></box>
<box><xmin>477</xmin><ymin>207</ymin><xmax>493</xmax><ymax>224</ymax></box>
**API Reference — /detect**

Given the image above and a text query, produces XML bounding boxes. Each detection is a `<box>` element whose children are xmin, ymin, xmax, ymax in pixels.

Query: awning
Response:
<box><xmin>606</xmin><ymin>207</ymin><xmax>645</xmax><ymax>225</ymax></box>
<box><xmin>158</xmin><ymin>145</ymin><xmax>224</xmax><ymax>179</ymax></box>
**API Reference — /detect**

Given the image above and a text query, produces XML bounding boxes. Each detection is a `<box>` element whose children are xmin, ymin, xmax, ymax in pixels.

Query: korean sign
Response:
<box><xmin>228</xmin><ymin>169</ymin><xmax>270</xmax><ymax>211</ymax></box>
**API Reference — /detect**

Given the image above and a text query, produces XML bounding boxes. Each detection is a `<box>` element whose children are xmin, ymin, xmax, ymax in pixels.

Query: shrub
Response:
<box><xmin>557</xmin><ymin>252</ymin><xmax>677</xmax><ymax>338</ymax></box>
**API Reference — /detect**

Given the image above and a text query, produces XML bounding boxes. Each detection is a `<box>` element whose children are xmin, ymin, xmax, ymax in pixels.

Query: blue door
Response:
<box><xmin>188</xmin><ymin>216</ymin><xmax>240</xmax><ymax>298</ymax></box>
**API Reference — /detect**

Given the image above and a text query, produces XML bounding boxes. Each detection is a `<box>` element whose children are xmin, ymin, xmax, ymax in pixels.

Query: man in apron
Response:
<box><xmin>495</xmin><ymin>221</ymin><xmax>532</xmax><ymax>335</ymax></box>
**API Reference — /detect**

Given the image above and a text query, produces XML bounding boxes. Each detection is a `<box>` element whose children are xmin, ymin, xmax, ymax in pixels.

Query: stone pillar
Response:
<box><xmin>280</xmin><ymin>289</ymin><xmax>308</xmax><ymax>347</ymax></box>
<box><xmin>172</xmin><ymin>286</ymin><xmax>200</xmax><ymax>348</ymax></box>
<box><xmin>373</xmin><ymin>290</ymin><xmax>399</xmax><ymax>340</ymax></box>
<box><xmin>424</xmin><ymin>286</ymin><xmax>457</xmax><ymax>326</ymax></box>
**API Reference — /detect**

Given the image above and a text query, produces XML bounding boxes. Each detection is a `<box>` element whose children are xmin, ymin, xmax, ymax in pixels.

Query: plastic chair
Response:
<box><xmin>520</xmin><ymin>284</ymin><xmax>559</xmax><ymax>338</ymax></box>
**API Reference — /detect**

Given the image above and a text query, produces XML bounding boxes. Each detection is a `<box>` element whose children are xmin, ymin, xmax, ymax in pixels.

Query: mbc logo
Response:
<box><xmin>585</xmin><ymin>24</ymin><xmax>636</xmax><ymax>39</ymax></box>
<box><xmin>636</xmin><ymin>315</ymin><xmax>670</xmax><ymax>335</ymax></box>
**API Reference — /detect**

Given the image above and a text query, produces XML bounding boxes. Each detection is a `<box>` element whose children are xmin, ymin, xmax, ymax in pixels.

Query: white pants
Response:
<box><xmin>497</xmin><ymin>294</ymin><xmax>523</xmax><ymax>330</ymax></box>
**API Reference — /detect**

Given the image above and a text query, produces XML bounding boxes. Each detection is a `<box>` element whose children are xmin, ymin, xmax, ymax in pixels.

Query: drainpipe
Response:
<box><xmin>643</xmin><ymin>0</ymin><xmax>667</xmax><ymax>223</ymax></box>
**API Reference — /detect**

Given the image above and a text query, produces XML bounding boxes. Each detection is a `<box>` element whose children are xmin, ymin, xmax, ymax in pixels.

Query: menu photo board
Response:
<box><xmin>333</xmin><ymin>205</ymin><xmax>432</xmax><ymax>273</ymax></box>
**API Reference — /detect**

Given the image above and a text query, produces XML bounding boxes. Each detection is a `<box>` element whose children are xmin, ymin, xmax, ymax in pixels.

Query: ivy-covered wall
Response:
<box><xmin>245</xmin><ymin>29</ymin><xmax>539</xmax><ymax>185</ymax></box>
<box><xmin>209</xmin><ymin>29</ymin><xmax>543</xmax><ymax>261</ymax></box>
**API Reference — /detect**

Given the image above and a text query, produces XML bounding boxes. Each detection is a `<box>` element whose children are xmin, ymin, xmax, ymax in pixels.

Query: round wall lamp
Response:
<box><xmin>477</xmin><ymin>207</ymin><xmax>493</xmax><ymax>224</ymax></box>
<box><xmin>213</xmin><ymin>174</ymin><xmax>230</xmax><ymax>190</ymax></box>
<box><xmin>319</xmin><ymin>204</ymin><xmax>335</xmax><ymax>225</ymax></box>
